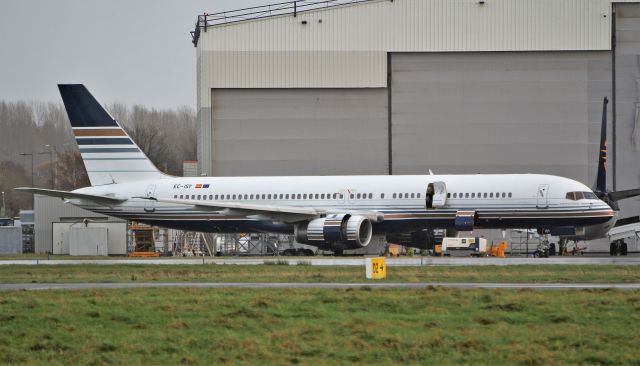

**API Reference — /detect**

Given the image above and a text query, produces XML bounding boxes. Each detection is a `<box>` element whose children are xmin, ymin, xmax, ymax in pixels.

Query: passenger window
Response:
<box><xmin>508</xmin><ymin>192</ymin><xmax>512</xmax><ymax>198</ymax></box>
<box><xmin>483</xmin><ymin>193</ymin><xmax>487</xmax><ymax>198</ymax></box>
<box><xmin>357</xmin><ymin>193</ymin><xmax>361</xmax><ymax>199</ymax></box>
<box><xmin>471</xmin><ymin>193</ymin><xmax>475</xmax><ymax>198</ymax></box>
<box><xmin>369</xmin><ymin>193</ymin><xmax>373</xmax><ymax>199</ymax></box>
<box><xmin>320</xmin><ymin>194</ymin><xmax>325</xmax><ymax>199</ymax></box>
<box><xmin>465</xmin><ymin>193</ymin><xmax>469</xmax><ymax>198</ymax></box>
<box><xmin>405</xmin><ymin>193</ymin><xmax>409</xmax><ymax>199</ymax></box>
<box><xmin>496</xmin><ymin>192</ymin><xmax>499</xmax><ymax>198</ymax></box>
<box><xmin>393</xmin><ymin>193</ymin><xmax>397</xmax><ymax>199</ymax></box>
<box><xmin>303</xmin><ymin>194</ymin><xmax>307</xmax><ymax>199</ymax></box>
<box><xmin>411</xmin><ymin>193</ymin><xmax>415</xmax><ymax>199</ymax></box>
<box><xmin>501</xmin><ymin>192</ymin><xmax>506</xmax><ymax>198</ymax></box>
<box><xmin>447</xmin><ymin>193</ymin><xmax>450</xmax><ymax>198</ymax></box>
<box><xmin>191</xmin><ymin>195</ymin><xmax>196</xmax><ymax>200</ymax></box>
<box><xmin>417</xmin><ymin>193</ymin><xmax>421</xmax><ymax>199</ymax></box>
<box><xmin>381</xmin><ymin>193</ymin><xmax>385</xmax><ymax>199</ymax></box>
<box><xmin>489</xmin><ymin>193</ymin><xmax>493</xmax><ymax>198</ymax></box>
<box><xmin>232</xmin><ymin>194</ymin><xmax>236</xmax><ymax>200</ymax></box>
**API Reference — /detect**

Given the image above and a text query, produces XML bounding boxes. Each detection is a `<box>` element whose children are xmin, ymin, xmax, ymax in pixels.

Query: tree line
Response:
<box><xmin>0</xmin><ymin>101</ymin><xmax>196</xmax><ymax>217</ymax></box>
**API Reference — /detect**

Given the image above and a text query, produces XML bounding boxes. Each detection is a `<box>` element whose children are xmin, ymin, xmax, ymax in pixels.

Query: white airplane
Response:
<box><xmin>17</xmin><ymin>85</ymin><xmax>639</xmax><ymax>254</ymax></box>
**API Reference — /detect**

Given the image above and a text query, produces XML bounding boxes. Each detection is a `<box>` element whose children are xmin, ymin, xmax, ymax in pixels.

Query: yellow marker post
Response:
<box><xmin>365</xmin><ymin>257</ymin><xmax>387</xmax><ymax>279</ymax></box>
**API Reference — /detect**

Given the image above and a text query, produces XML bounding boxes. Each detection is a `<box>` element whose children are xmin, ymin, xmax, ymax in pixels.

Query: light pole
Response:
<box><xmin>1</xmin><ymin>191</ymin><xmax>5</xmax><ymax>218</ymax></box>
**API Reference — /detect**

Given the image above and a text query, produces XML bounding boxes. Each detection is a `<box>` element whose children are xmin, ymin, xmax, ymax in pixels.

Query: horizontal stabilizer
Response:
<box><xmin>609</xmin><ymin>188</ymin><xmax>640</xmax><ymax>202</ymax></box>
<box><xmin>15</xmin><ymin>187</ymin><xmax>126</xmax><ymax>204</ymax></box>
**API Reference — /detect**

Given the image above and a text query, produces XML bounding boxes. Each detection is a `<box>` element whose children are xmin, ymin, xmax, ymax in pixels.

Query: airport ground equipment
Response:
<box><xmin>488</xmin><ymin>242</ymin><xmax>507</xmax><ymax>258</ymax></box>
<box><xmin>441</xmin><ymin>237</ymin><xmax>487</xmax><ymax>256</ymax></box>
<box><xmin>608</xmin><ymin>217</ymin><xmax>640</xmax><ymax>256</ymax></box>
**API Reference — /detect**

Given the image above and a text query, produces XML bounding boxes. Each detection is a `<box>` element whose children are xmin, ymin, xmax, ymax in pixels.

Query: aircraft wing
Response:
<box><xmin>15</xmin><ymin>188</ymin><xmax>126</xmax><ymax>204</ymax></box>
<box><xmin>609</xmin><ymin>188</ymin><xmax>640</xmax><ymax>202</ymax></box>
<box><xmin>157</xmin><ymin>198</ymin><xmax>384</xmax><ymax>223</ymax></box>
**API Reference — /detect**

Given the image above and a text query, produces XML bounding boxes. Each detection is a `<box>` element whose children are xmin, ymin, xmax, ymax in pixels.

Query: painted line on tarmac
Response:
<box><xmin>1</xmin><ymin>257</ymin><xmax>640</xmax><ymax>266</ymax></box>
<box><xmin>1</xmin><ymin>282</ymin><xmax>639</xmax><ymax>291</ymax></box>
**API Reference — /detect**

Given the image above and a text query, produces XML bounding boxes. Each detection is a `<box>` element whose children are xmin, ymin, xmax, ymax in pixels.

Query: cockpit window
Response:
<box><xmin>566</xmin><ymin>191</ymin><xmax>597</xmax><ymax>200</ymax></box>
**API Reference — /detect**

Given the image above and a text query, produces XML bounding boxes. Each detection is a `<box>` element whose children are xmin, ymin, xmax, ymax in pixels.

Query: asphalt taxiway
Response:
<box><xmin>1</xmin><ymin>282</ymin><xmax>639</xmax><ymax>291</ymax></box>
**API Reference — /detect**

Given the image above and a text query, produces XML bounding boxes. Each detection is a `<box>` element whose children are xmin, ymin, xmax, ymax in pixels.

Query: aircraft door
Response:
<box><xmin>536</xmin><ymin>184</ymin><xmax>549</xmax><ymax>209</ymax></box>
<box><xmin>426</xmin><ymin>181</ymin><xmax>447</xmax><ymax>209</ymax></box>
<box><xmin>144</xmin><ymin>184</ymin><xmax>156</xmax><ymax>212</ymax></box>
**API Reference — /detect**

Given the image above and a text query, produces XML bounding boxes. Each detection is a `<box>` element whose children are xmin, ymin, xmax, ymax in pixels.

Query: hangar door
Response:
<box><xmin>391</xmin><ymin>52</ymin><xmax>610</xmax><ymax>184</ymax></box>
<box><xmin>615</xmin><ymin>3</ymin><xmax>640</xmax><ymax>218</ymax></box>
<box><xmin>211</xmin><ymin>88</ymin><xmax>388</xmax><ymax>176</ymax></box>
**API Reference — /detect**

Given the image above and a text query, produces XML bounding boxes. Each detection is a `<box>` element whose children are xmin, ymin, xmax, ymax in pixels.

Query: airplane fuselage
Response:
<box><xmin>69</xmin><ymin>173</ymin><xmax>616</xmax><ymax>240</ymax></box>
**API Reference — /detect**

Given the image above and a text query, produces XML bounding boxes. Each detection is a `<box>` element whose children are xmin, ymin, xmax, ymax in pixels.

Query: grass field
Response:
<box><xmin>0</xmin><ymin>287</ymin><xmax>639</xmax><ymax>365</ymax></box>
<box><xmin>0</xmin><ymin>264</ymin><xmax>639</xmax><ymax>284</ymax></box>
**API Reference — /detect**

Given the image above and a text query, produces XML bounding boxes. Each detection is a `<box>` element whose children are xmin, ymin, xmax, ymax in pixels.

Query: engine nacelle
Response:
<box><xmin>295</xmin><ymin>214</ymin><xmax>373</xmax><ymax>249</ymax></box>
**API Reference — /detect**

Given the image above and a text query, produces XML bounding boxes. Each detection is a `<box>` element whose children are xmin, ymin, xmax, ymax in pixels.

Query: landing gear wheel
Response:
<box><xmin>610</xmin><ymin>242</ymin><xmax>618</xmax><ymax>256</ymax></box>
<box><xmin>621</xmin><ymin>242</ymin><xmax>628</xmax><ymax>256</ymax></box>
<box><xmin>549</xmin><ymin>243</ymin><xmax>556</xmax><ymax>256</ymax></box>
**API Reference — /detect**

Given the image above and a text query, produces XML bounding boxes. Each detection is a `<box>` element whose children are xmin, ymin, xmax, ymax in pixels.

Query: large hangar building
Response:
<box><xmin>193</xmin><ymin>0</ymin><xmax>640</xmax><ymax>219</ymax></box>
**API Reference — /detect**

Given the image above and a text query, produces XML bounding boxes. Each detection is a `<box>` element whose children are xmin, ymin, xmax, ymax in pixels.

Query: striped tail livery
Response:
<box><xmin>58</xmin><ymin>84</ymin><xmax>168</xmax><ymax>186</ymax></box>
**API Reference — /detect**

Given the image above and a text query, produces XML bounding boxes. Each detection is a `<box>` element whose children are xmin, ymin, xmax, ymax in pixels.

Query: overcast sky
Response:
<box><xmin>0</xmin><ymin>0</ymin><xmax>273</xmax><ymax>109</ymax></box>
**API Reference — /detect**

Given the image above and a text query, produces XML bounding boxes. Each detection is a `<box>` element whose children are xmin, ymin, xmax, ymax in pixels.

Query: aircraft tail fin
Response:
<box><xmin>595</xmin><ymin>96</ymin><xmax>608</xmax><ymax>193</ymax></box>
<box><xmin>58</xmin><ymin>84</ymin><xmax>169</xmax><ymax>186</ymax></box>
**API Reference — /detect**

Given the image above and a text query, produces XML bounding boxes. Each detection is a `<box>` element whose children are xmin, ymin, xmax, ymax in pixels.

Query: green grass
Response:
<box><xmin>0</xmin><ymin>264</ymin><xmax>639</xmax><ymax>283</ymax></box>
<box><xmin>0</xmin><ymin>288</ymin><xmax>639</xmax><ymax>365</ymax></box>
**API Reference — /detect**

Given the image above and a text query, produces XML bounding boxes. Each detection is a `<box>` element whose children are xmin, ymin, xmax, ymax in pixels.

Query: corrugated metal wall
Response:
<box><xmin>197</xmin><ymin>0</ymin><xmax>612</xmax><ymax>97</ymax></box>
<box><xmin>390</xmin><ymin>51</ymin><xmax>611</xmax><ymax>186</ymax></box>
<box><xmin>615</xmin><ymin>3</ymin><xmax>640</xmax><ymax>219</ymax></box>
<box><xmin>209</xmin><ymin>88</ymin><xmax>388</xmax><ymax>176</ymax></box>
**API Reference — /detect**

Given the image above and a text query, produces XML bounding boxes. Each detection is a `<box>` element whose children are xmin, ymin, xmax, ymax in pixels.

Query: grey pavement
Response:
<box><xmin>1</xmin><ymin>282</ymin><xmax>640</xmax><ymax>291</ymax></box>
<box><xmin>1</xmin><ymin>257</ymin><xmax>640</xmax><ymax>266</ymax></box>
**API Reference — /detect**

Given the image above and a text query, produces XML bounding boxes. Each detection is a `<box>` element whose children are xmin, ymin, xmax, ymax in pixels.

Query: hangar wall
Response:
<box><xmin>210</xmin><ymin>88</ymin><xmax>388</xmax><ymax>176</ymax></box>
<box><xmin>195</xmin><ymin>0</ymin><xmax>640</xmax><ymax>221</ymax></box>
<box><xmin>615</xmin><ymin>3</ymin><xmax>640</xmax><ymax>217</ymax></box>
<box><xmin>390</xmin><ymin>51</ymin><xmax>611</xmax><ymax>186</ymax></box>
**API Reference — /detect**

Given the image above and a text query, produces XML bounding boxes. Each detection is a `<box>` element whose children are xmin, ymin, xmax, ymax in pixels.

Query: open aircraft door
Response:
<box><xmin>426</xmin><ymin>181</ymin><xmax>447</xmax><ymax>209</ymax></box>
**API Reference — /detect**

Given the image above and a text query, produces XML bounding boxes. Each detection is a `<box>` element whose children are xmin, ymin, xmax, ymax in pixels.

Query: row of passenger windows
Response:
<box><xmin>448</xmin><ymin>192</ymin><xmax>512</xmax><ymax>199</ymax></box>
<box><xmin>175</xmin><ymin>193</ymin><xmax>372</xmax><ymax>201</ymax></box>
<box><xmin>173</xmin><ymin>191</ymin><xmax>513</xmax><ymax>200</ymax></box>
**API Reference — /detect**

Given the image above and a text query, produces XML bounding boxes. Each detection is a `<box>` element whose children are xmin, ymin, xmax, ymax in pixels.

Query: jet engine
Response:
<box><xmin>295</xmin><ymin>214</ymin><xmax>373</xmax><ymax>250</ymax></box>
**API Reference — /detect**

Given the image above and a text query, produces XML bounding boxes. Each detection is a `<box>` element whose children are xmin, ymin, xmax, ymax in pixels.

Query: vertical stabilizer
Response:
<box><xmin>596</xmin><ymin>97</ymin><xmax>608</xmax><ymax>193</ymax></box>
<box><xmin>58</xmin><ymin>84</ymin><xmax>168</xmax><ymax>186</ymax></box>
